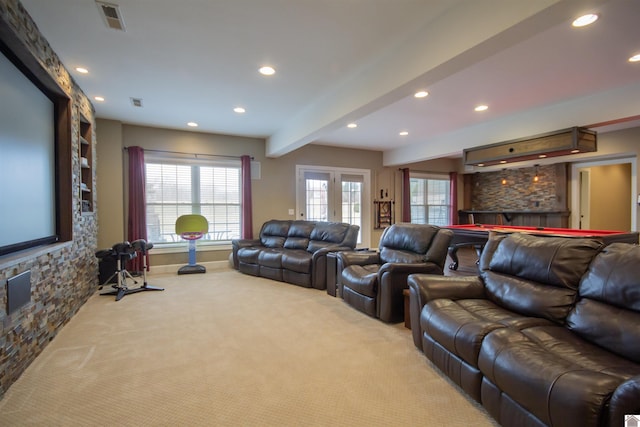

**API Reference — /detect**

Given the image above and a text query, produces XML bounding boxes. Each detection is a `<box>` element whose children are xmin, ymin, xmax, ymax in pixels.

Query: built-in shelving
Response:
<box><xmin>79</xmin><ymin>115</ymin><xmax>93</xmax><ymax>213</ymax></box>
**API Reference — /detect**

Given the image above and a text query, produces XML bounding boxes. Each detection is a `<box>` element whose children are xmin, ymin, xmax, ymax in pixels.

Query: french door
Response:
<box><xmin>296</xmin><ymin>166</ymin><xmax>370</xmax><ymax>246</ymax></box>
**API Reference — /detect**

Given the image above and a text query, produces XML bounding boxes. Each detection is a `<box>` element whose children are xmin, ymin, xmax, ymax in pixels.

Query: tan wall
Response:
<box><xmin>588</xmin><ymin>163</ymin><xmax>631</xmax><ymax>230</ymax></box>
<box><xmin>95</xmin><ymin>120</ymin><xmax>124</xmax><ymax>248</ymax></box>
<box><xmin>567</xmin><ymin>126</ymin><xmax>640</xmax><ymax>230</ymax></box>
<box><xmin>97</xmin><ymin>120</ymin><xmax>640</xmax><ymax>267</ymax></box>
<box><xmin>96</xmin><ymin>122</ymin><xmax>384</xmax><ymax>265</ymax></box>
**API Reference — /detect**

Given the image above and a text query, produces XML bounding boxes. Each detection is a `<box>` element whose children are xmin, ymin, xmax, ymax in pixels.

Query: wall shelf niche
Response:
<box><xmin>79</xmin><ymin>114</ymin><xmax>93</xmax><ymax>213</ymax></box>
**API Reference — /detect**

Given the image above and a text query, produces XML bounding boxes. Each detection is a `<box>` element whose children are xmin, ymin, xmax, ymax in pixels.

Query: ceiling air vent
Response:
<box><xmin>96</xmin><ymin>1</ymin><xmax>126</xmax><ymax>31</ymax></box>
<box><xmin>130</xmin><ymin>98</ymin><xmax>143</xmax><ymax>108</ymax></box>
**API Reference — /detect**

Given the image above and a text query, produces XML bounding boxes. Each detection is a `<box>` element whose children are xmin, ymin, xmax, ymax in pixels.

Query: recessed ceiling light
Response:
<box><xmin>94</xmin><ymin>96</ymin><xmax>105</xmax><ymax>102</ymax></box>
<box><xmin>347</xmin><ymin>123</ymin><xmax>358</xmax><ymax>128</ymax></box>
<box><xmin>571</xmin><ymin>149</ymin><xmax>580</xmax><ymax>154</ymax></box>
<box><xmin>475</xmin><ymin>105</ymin><xmax>488</xmax><ymax>112</ymax></box>
<box><xmin>572</xmin><ymin>13</ymin><xmax>598</xmax><ymax>27</ymax></box>
<box><xmin>629</xmin><ymin>54</ymin><xmax>640</xmax><ymax>63</ymax></box>
<box><xmin>187</xmin><ymin>122</ymin><xmax>198</xmax><ymax>127</ymax></box>
<box><xmin>75</xmin><ymin>67</ymin><xmax>89</xmax><ymax>74</ymax></box>
<box><xmin>499</xmin><ymin>160</ymin><xmax>507</xmax><ymax>164</ymax></box>
<box><xmin>399</xmin><ymin>131</ymin><xmax>409</xmax><ymax>136</ymax></box>
<box><xmin>234</xmin><ymin>107</ymin><xmax>246</xmax><ymax>114</ymax></box>
<box><xmin>538</xmin><ymin>154</ymin><xmax>547</xmax><ymax>158</ymax></box>
<box><xmin>414</xmin><ymin>91</ymin><xmax>429</xmax><ymax>98</ymax></box>
<box><xmin>477</xmin><ymin>163</ymin><xmax>485</xmax><ymax>167</ymax></box>
<box><xmin>259</xmin><ymin>66</ymin><xmax>275</xmax><ymax>76</ymax></box>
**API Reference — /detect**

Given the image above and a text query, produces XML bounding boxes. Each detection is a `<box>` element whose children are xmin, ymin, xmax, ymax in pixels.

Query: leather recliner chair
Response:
<box><xmin>337</xmin><ymin>223</ymin><xmax>453</xmax><ymax>323</ymax></box>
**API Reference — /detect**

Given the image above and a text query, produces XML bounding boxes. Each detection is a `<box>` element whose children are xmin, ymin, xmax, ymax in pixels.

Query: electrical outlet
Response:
<box><xmin>288</xmin><ymin>209</ymin><xmax>295</xmax><ymax>215</ymax></box>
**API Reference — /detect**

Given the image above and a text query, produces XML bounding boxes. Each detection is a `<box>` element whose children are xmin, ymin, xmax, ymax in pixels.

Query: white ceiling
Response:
<box><xmin>20</xmin><ymin>0</ymin><xmax>640</xmax><ymax>166</ymax></box>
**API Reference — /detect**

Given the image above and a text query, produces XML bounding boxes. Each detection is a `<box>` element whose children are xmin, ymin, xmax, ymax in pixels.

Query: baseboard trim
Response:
<box><xmin>149</xmin><ymin>260</ymin><xmax>232</xmax><ymax>275</ymax></box>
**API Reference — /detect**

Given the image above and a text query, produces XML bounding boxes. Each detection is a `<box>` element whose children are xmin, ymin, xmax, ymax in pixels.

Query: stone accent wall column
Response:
<box><xmin>0</xmin><ymin>0</ymin><xmax>98</xmax><ymax>399</ymax></box>
<box><xmin>470</xmin><ymin>164</ymin><xmax>567</xmax><ymax>211</ymax></box>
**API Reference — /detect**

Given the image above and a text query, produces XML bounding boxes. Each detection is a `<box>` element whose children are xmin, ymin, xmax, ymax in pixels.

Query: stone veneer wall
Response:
<box><xmin>471</xmin><ymin>164</ymin><xmax>565</xmax><ymax>210</ymax></box>
<box><xmin>0</xmin><ymin>0</ymin><xmax>98</xmax><ymax>399</ymax></box>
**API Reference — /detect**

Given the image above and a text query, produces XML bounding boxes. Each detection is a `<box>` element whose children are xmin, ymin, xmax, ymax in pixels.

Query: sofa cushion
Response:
<box><xmin>260</xmin><ymin>220</ymin><xmax>290</xmax><ymax>248</ymax></box>
<box><xmin>379</xmin><ymin>224</ymin><xmax>438</xmax><ymax>256</ymax></box>
<box><xmin>421</xmin><ymin>299</ymin><xmax>553</xmax><ymax>367</ymax></box>
<box><xmin>310</xmin><ymin>222</ymin><xmax>348</xmax><ymax>243</ymax></box>
<box><xmin>487</xmin><ymin>233</ymin><xmax>602</xmax><ymax>289</ymax></box>
<box><xmin>281</xmin><ymin>250</ymin><xmax>312</xmax><ymax>274</ymax></box>
<box><xmin>287</xmin><ymin>221</ymin><xmax>315</xmax><ymax>237</ymax></box>
<box><xmin>284</xmin><ymin>221</ymin><xmax>315</xmax><ymax>249</ymax></box>
<box><xmin>258</xmin><ymin>249</ymin><xmax>284</xmax><ymax>268</ymax></box>
<box><xmin>482</xmin><ymin>272</ymin><xmax>579</xmax><ymax>324</ymax></box>
<box><xmin>236</xmin><ymin>247</ymin><xmax>261</xmax><ymax>264</ymax></box>
<box><xmin>478</xmin><ymin>326</ymin><xmax>640</xmax><ymax>427</ymax></box>
<box><xmin>482</xmin><ymin>234</ymin><xmax>602</xmax><ymax>323</ymax></box>
<box><xmin>567</xmin><ymin>243</ymin><xmax>640</xmax><ymax>363</ymax></box>
<box><xmin>284</xmin><ymin>237</ymin><xmax>310</xmax><ymax>250</ymax></box>
<box><xmin>378</xmin><ymin>224</ymin><xmax>442</xmax><ymax>264</ymax></box>
<box><xmin>379</xmin><ymin>248</ymin><xmax>425</xmax><ymax>264</ymax></box>
<box><xmin>575</xmin><ymin>242</ymin><xmax>640</xmax><ymax>310</ymax></box>
<box><xmin>568</xmin><ymin>299</ymin><xmax>640</xmax><ymax>364</ymax></box>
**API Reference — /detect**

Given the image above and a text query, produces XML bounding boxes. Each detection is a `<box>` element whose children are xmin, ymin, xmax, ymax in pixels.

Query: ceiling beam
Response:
<box><xmin>265</xmin><ymin>0</ymin><xmax>569</xmax><ymax>158</ymax></box>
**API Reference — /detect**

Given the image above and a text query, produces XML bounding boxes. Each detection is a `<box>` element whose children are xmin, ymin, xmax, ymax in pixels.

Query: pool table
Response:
<box><xmin>443</xmin><ymin>224</ymin><xmax>639</xmax><ymax>270</ymax></box>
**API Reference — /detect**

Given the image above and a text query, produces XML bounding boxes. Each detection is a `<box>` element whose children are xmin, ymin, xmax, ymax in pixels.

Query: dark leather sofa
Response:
<box><xmin>408</xmin><ymin>232</ymin><xmax>640</xmax><ymax>427</ymax></box>
<box><xmin>232</xmin><ymin>219</ymin><xmax>359</xmax><ymax>289</ymax></box>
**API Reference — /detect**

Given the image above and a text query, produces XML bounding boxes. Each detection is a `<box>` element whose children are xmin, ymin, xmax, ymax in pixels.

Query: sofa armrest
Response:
<box><xmin>609</xmin><ymin>375</ymin><xmax>640</xmax><ymax>426</ymax></box>
<box><xmin>309</xmin><ymin>246</ymin><xmax>355</xmax><ymax>290</ymax></box>
<box><xmin>409</xmin><ymin>274</ymin><xmax>486</xmax><ymax>301</ymax></box>
<box><xmin>311</xmin><ymin>245</ymin><xmax>353</xmax><ymax>259</ymax></box>
<box><xmin>336</xmin><ymin>250</ymin><xmax>380</xmax><ymax>267</ymax></box>
<box><xmin>376</xmin><ymin>263</ymin><xmax>445</xmax><ymax>323</ymax></box>
<box><xmin>231</xmin><ymin>238</ymin><xmax>261</xmax><ymax>269</ymax></box>
<box><xmin>232</xmin><ymin>238</ymin><xmax>261</xmax><ymax>249</ymax></box>
<box><xmin>408</xmin><ymin>275</ymin><xmax>485</xmax><ymax>349</ymax></box>
<box><xmin>379</xmin><ymin>262</ymin><xmax>443</xmax><ymax>276</ymax></box>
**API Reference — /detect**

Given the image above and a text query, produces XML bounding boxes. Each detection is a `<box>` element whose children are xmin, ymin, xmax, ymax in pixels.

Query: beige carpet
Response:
<box><xmin>0</xmin><ymin>267</ymin><xmax>497</xmax><ymax>426</ymax></box>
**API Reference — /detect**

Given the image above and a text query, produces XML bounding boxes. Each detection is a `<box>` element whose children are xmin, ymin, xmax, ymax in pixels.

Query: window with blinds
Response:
<box><xmin>410</xmin><ymin>174</ymin><xmax>451</xmax><ymax>226</ymax></box>
<box><xmin>145</xmin><ymin>157</ymin><xmax>241</xmax><ymax>244</ymax></box>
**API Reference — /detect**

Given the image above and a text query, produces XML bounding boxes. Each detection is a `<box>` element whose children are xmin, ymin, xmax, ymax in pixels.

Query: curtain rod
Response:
<box><xmin>124</xmin><ymin>147</ymin><xmax>253</xmax><ymax>160</ymax></box>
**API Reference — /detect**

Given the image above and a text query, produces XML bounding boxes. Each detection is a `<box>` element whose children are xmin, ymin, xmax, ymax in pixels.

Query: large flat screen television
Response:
<box><xmin>0</xmin><ymin>46</ymin><xmax>58</xmax><ymax>256</ymax></box>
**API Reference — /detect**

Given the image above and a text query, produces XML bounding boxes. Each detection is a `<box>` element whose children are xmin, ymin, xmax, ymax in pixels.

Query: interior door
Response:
<box><xmin>579</xmin><ymin>169</ymin><xmax>590</xmax><ymax>229</ymax></box>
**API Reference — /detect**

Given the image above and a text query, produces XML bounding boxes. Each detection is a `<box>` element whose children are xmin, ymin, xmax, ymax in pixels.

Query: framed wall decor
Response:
<box><xmin>374</xmin><ymin>200</ymin><xmax>394</xmax><ymax>229</ymax></box>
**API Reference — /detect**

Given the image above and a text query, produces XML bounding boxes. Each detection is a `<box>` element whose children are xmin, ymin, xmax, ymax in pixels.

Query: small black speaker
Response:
<box><xmin>7</xmin><ymin>270</ymin><xmax>31</xmax><ymax>315</ymax></box>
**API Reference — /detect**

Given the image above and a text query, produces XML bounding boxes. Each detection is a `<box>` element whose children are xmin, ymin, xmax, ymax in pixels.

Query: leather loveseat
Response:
<box><xmin>408</xmin><ymin>232</ymin><xmax>640</xmax><ymax>427</ymax></box>
<box><xmin>232</xmin><ymin>219</ymin><xmax>359</xmax><ymax>289</ymax></box>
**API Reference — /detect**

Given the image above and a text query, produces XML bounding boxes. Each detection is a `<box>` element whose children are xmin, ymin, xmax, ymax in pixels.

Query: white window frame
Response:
<box><xmin>409</xmin><ymin>172</ymin><xmax>451</xmax><ymax>226</ymax></box>
<box><xmin>143</xmin><ymin>152</ymin><xmax>241</xmax><ymax>253</ymax></box>
<box><xmin>295</xmin><ymin>165</ymin><xmax>371</xmax><ymax>247</ymax></box>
